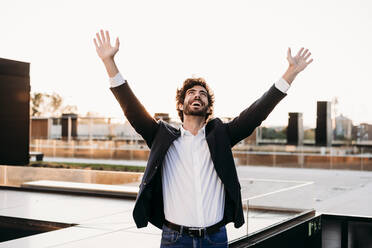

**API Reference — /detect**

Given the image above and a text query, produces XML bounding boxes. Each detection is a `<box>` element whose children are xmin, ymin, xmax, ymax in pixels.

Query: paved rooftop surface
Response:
<box><xmin>1</xmin><ymin>165</ymin><xmax>372</xmax><ymax>247</ymax></box>
<box><xmin>236</xmin><ymin>165</ymin><xmax>372</xmax><ymax>216</ymax></box>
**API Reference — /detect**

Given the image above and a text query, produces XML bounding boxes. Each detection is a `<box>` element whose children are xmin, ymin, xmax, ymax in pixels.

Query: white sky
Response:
<box><xmin>2</xmin><ymin>0</ymin><xmax>372</xmax><ymax>127</ymax></box>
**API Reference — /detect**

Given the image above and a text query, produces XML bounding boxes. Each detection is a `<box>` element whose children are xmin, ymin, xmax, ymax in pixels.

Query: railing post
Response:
<box><xmin>246</xmin><ymin>199</ymin><xmax>249</xmax><ymax>235</ymax></box>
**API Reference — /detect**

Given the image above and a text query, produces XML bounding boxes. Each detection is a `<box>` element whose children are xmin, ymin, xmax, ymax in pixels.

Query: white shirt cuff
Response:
<box><xmin>275</xmin><ymin>78</ymin><xmax>290</xmax><ymax>93</ymax></box>
<box><xmin>109</xmin><ymin>72</ymin><xmax>126</xmax><ymax>88</ymax></box>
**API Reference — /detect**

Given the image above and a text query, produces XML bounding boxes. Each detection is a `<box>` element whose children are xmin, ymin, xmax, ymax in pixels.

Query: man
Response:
<box><xmin>94</xmin><ymin>30</ymin><xmax>313</xmax><ymax>247</ymax></box>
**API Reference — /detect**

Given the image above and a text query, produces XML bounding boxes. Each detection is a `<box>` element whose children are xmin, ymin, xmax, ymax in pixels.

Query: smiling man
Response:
<box><xmin>94</xmin><ymin>30</ymin><xmax>313</xmax><ymax>248</ymax></box>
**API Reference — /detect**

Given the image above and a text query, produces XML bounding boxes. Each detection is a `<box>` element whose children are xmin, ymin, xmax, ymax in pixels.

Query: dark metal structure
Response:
<box><xmin>230</xmin><ymin>212</ymin><xmax>372</xmax><ymax>248</ymax></box>
<box><xmin>287</xmin><ymin>112</ymin><xmax>304</xmax><ymax>146</ymax></box>
<box><xmin>316</xmin><ymin>101</ymin><xmax>332</xmax><ymax>147</ymax></box>
<box><xmin>0</xmin><ymin>58</ymin><xmax>30</xmax><ymax>165</ymax></box>
<box><xmin>61</xmin><ymin>113</ymin><xmax>78</xmax><ymax>139</ymax></box>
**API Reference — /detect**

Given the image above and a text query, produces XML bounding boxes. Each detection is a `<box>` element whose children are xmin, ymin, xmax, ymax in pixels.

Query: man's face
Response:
<box><xmin>180</xmin><ymin>85</ymin><xmax>210</xmax><ymax>118</ymax></box>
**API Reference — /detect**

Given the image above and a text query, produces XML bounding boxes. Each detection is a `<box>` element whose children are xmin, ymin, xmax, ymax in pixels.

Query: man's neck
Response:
<box><xmin>182</xmin><ymin>115</ymin><xmax>206</xmax><ymax>136</ymax></box>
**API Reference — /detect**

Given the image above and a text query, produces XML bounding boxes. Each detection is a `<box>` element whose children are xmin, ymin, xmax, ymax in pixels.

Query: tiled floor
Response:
<box><xmin>0</xmin><ymin>189</ymin><xmax>300</xmax><ymax>248</ymax></box>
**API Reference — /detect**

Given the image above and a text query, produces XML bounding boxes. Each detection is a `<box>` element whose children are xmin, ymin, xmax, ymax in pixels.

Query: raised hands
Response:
<box><xmin>283</xmin><ymin>47</ymin><xmax>313</xmax><ymax>84</ymax></box>
<box><xmin>287</xmin><ymin>47</ymin><xmax>313</xmax><ymax>74</ymax></box>
<box><xmin>94</xmin><ymin>30</ymin><xmax>120</xmax><ymax>61</ymax></box>
<box><xmin>94</xmin><ymin>30</ymin><xmax>120</xmax><ymax>77</ymax></box>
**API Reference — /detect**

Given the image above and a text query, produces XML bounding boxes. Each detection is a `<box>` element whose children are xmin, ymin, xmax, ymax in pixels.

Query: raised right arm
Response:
<box><xmin>94</xmin><ymin>30</ymin><xmax>158</xmax><ymax>147</ymax></box>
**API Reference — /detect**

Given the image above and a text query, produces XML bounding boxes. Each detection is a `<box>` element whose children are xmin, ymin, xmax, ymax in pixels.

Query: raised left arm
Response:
<box><xmin>226</xmin><ymin>47</ymin><xmax>313</xmax><ymax>146</ymax></box>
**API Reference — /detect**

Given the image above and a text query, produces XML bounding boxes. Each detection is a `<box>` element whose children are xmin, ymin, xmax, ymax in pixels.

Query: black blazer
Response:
<box><xmin>111</xmin><ymin>82</ymin><xmax>286</xmax><ymax>229</ymax></box>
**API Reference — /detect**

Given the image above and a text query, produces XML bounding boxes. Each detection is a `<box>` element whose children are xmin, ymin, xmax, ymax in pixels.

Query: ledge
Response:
<box><xmin>21</xmin><ymin>180</ymin><xmax>138</xmax><ymax>198</ymax></box>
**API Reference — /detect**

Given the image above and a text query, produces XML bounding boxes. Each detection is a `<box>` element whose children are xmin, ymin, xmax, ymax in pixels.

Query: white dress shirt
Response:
<box><xmin>109</xmin><ymin>73</ymin><xmax>290</xmax><ymax>227</ymax></box>
<box><xmin>162</xmin><ymin>126</ymin><xmax>225</xmax><ymax>227</ymax></box>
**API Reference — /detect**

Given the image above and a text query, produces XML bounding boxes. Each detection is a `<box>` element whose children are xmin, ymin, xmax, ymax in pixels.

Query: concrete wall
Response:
<box><xmin>0</xmin><ymin>165</ymin><xmax>142</xmax><ymax>187</ymax></box>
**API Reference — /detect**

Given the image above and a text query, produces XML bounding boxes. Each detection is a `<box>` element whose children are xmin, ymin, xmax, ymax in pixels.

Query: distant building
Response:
<box><xmin>31</xmin><ymin>117</ymin><xmax>51</xmax><ymax>139</ymax></box>
<box><xmin>353</xmin><ymin>123</ymin><xmax>372</xmax><ymax>141</ymax></box>
<box><xmin>334</xmin><ymin>114</ymin><xmax>353</xmax><ymax>140</ymax></box>
<box><xmin>31</xmin><ymin>116</ymin><xmax>142</xmax><ymax>140</ymax></box>
<box><xmin>31</xmin><ymin>113</ymin><xmax>183</xmax><ymax>141</ymax></box>
<box><xmin>61</xmin><ymin>113</ymin><xmax>78</xmax><ymax>140</ymax></box>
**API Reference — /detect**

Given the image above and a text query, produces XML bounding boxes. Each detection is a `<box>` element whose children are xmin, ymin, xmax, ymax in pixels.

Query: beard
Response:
<box><xmin>183</xmin><ymin>100</ymin><xmax>209</xmax><ymax>117</ymax></box>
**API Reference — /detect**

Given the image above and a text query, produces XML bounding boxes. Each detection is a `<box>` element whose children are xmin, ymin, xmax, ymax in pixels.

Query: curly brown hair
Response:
<box><xmin>176</xmin><ymin>77</ymin><xmax>214</xmax><ymax>122</ymax></box>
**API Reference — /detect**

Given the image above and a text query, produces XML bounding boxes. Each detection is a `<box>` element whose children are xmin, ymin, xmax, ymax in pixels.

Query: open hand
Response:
<box><xmin>287</xmin><ymin>47</ymin><xmax>313</xmax><ymax>74</ymax></box>
<box><xmin>94</xmin><ymin>30</ymin><xmax>120</xmax><ymax>61</ymax></box>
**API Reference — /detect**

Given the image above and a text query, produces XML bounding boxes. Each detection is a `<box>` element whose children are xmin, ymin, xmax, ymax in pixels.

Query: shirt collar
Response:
<box><xmin>180</xmin><ymin>125</ymin><xmax>206</xmax><ymax>137</ymax></box>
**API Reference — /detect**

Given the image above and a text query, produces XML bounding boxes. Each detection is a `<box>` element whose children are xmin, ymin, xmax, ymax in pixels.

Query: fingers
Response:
<box><xmin>296</xmin><ymin>47</ymin><xmax>304</xmax><ymax>57</ymax></box>
<box><xmin>95</xmin><ymin>32</ymin><xmax>103</xmax><ymax>46</ymax></box>
<box><xmin>301</xmin><ymin>49</ymin><xmax>309</xmax><ymax>58</ymax></box>
<box><xmin>301</xmin><ymin>48</ymin><xmax>312</xmax><ymax>64</ymax></box>
<box><xmin>294</xmin><ymin>46</ymin><xmax>313</xmax><ymax>62</ymax></box>
<box><xmin>100</xmin><ymin>30</ymin><xmax>106</xmax><ymax>43</ymax></box>
<box><xmin>287</xmin><ymin>47</ymin><xmax>292</xmax><ymax>58</ymax></box>
<box><xmin>115</xmin><ymin>37</ymin><xmax>120</xmax><ymax>49</ymax></box>
<box><xmin>106</xmin><ymin>30</ymin><xmax>110</xmax><ymax>44</ymax></box>
<box><xmin>93</xmin><ymin>38</ymin><xmax>99</xmax><ymax>49</ymax></box>
<box><xmin>95</xmin><ymin>30</ymin><xmax>115</xmax><ymax>48</ymax></box>
<box><xmin>94</xmin><ymin>30</ymin><xmax>119</xmax><ymax>60</ymax></box>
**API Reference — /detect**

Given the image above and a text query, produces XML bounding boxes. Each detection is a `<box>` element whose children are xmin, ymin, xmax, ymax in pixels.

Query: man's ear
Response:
<box><xmin>178</xmin><ymin>103</ymin><xmax>184</xmax><ymax>111</ymax></box>
<box><xmin>207</xmin><ymin>106</ymin><xmax>212</xmax><ymax>114</ymax></box>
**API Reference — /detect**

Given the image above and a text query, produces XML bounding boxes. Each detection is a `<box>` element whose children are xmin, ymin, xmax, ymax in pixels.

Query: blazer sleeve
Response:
<box><xmin>226</xmin><ymin>84</ymin><xmax>287</xmax><ymax>147</ymax></box>
<box><xmin>110</xmin><ymin>82</ymin><xmax>159</xmax><ymax>148</ymax></box>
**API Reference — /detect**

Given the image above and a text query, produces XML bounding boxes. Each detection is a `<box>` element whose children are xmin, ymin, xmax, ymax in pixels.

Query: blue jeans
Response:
<box><xmin>160</xmin><ymin>224</ymin><xmax>228</xmax><ymax>248</ymax></box>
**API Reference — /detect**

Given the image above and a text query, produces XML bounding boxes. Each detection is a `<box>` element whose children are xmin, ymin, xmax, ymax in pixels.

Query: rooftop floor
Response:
<box><xmin>0</xmin><ymin>188</ymin><xmax>300</xmax><ymax>247</ymax></box>
<box><xmin>1</xmin><ymin>164</ymin><xmax>372</xmax><ymax>247</ymax></box>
